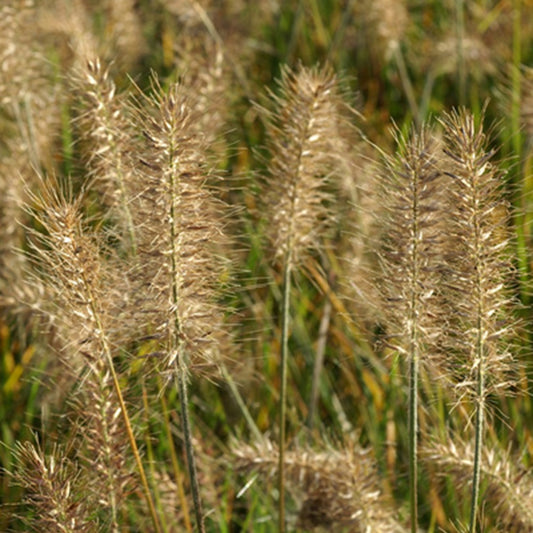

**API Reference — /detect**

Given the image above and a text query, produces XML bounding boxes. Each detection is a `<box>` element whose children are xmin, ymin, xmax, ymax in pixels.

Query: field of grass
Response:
<box><xmin>1</xmin><ymin>1</ymin><xmax>533</xmax><ymax>532</ymax></box>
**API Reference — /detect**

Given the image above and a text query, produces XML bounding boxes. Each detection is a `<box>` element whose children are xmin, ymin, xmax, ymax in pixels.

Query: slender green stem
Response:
<box><xmin>469</xmin><ymin>365</ymin><xmax>484</xmax><ymax>533</ymax></box>
<box><xmin>408</xmin><ymin>157</ymin><xmax>420</xmax><ymax>533</ymax></box>
<box><xmin>409</xmin><ymin>346</ymin><xmax>418</xmax><ymax>533</ymax></box>
<box><xmin>392</xmin><ymin>46</ymin><xmax>420</xmax><ymax>127</ymax></box>
<box><xmin>510</xmin><ymin>0</ymin><xmax>529</xmax><ymax>309</ymax></box>
<box><xmin>221</xmin><ymin>363</ymin><xmax>263</xmax><ymax>443</ymax></box>
<box><xmin>160</xmin><ymin>388</ymin><xmax>193</xmax><ymax>532</ymax></box>
<box><xmin>278</xmin><ymin>254</ymin><xmax>292</xmax><ymax>533</ymax></box>
<box><xmin>307</xmin><ymin>297</ymin><xmax>332</xmax><ymax>431</ymax></box>
<box><xmin>511</xmin><ymin>0</ymin><xmax>521</xmax><ymax>161</ymax></box>
<box><xmin>175</xmin><ymin>362</ymin><xmax>206</xmax><ymax>533</ymax></box>
<box><xmin>469</xmin><ymin>172</ymin><xmax>485</xmax><ymax>533</ymax></box>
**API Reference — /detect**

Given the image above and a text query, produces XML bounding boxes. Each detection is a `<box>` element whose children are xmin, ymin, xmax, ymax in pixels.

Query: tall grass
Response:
<box><xmin>1</xmin><ymin>1</ymin><xmax>532</xmax><ymax>532</ymax></box>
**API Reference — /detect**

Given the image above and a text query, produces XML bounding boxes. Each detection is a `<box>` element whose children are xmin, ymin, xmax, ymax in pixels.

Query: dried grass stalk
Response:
<box><xmin>439</xmin><ymin>108</ymin><xmax>517</xmax><ymax>531</ymax></box>
<box><xmin>260</xmin><ymin>63</ymin><xmax>355</xmax><ymax>531</ymax></box>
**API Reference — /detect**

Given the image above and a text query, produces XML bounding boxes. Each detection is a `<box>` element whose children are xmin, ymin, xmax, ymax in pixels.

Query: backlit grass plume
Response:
<box><xmin>129</xmin><ymin>77</ymin><xmax>229</xmax><ymax>533</ymax></box>
<box><xmin>439</xmin><ymin>108</ymin><xmax>517</xmax><ymax>532</ymax></box>
<box><xmin>259</xmin><ymin>64</ymin><xmax>354</xmax><ymax>531</ymax></box>
<box><xmin>378</xmin><ymin>124</ymin><xmax>444</xmax><ymax>532</ymax></box>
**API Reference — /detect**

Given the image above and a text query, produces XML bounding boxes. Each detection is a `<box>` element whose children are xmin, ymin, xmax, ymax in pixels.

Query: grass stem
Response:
<box><xmin>278</xmin><ymin>254</ymin><xmax>292</xmax><ymax>533</ymax></box>
<box><xmin>176</xmin><ymin>365</ymin><xmax>206</xmax><ymax>533</ymax></box>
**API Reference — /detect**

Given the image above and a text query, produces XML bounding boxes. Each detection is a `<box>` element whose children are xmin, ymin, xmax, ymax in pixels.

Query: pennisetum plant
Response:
<box><xmin>439</xmin><ymin>108</ymin><xmax>517</xmax><ymax>532</ymax></box>
<box><xmin>258</xmin><ymin>64</ymin><xmax>354</xmax><ymax>531</ymax></box>
<box><xmin>377</xmin><ymin>124</ymin><xmax>444</xmax><ymax>532</ymax></box>
<box><xmin>128</xmin><ymin>76</ymin><xmax>229</xmax><ymax>533</ymax></box>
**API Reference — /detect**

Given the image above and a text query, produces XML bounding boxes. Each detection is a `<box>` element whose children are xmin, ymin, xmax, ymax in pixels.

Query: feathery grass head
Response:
<box><xmin>72</xmin><ymin>56</ymin><xmax>137</xmax><ymax>252</ymax></box>
<box><xmin>354</xmin><ymin>0</ymin><xmax>409</xmax><ymax>62</ymax></box>
<box><xmin>24</xmin><ymin>176</ymin><xmax>127</xmax><ymax>370</ymax></box>
<box><xmin>260</xmin><ymin>64</ymin><xmax>354</xmax><ymax>268</ymax></box>
<box><xmin>439</xmin><ymin>108</ymin><xmax>517</xmax><ymax>401</ymax></box>
<box><xmin>129</xmin><ymin>76</ymin><xmax>229</xmax><ymax>377</ymax></box>
<box><xmin>378</xmin><ymin>124</ymin><xmax>445</xmax><ymax>372</ymax></box>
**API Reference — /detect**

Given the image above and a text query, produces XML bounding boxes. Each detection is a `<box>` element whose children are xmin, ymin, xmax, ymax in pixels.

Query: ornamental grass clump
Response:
<box><xmin>234</xmin><ymin>438</ymin><xmax>406</xmax><ymax>532</ymax></box>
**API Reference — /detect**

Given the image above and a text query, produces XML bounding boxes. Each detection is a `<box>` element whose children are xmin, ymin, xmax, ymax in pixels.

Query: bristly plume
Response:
<box><xmin>261</xmin><ymin>64</ymin><xmax>353</xmax><ymax>268</ymax></box>
<box><xmin>439</xmin><ymin>108</ymin><xmax>517</xmax><ymax>402</ymax></box>
<box><xmin>129</xmin><ymin>76</ymin><xmax>230</xmax><ymax>533</ymax></box>
<box><xmin>100</xmin><ymin>0</ymin><xmax>146</xmax><ymax>72</ymax></box>
<box><xmin>129</xmin><ymin>76</ymin><xmax>228</xmax><ymax>378</ymax></box>
<box><xmin>353</xmin><ymin>0</ymin><xmax>409</xmax><ymax>63</ymax></box>
<box><xmin>24</xmin><ymin>176</ymin><xmax>125</xmax><ymax>369</ymax></box>
<box><xmin>258</xmin><ymin>64</ymin><xmax>356</xmax><ymax>531</ymax></box>
<box><xmin>23</xmin><ymin>175</ymin><xmax>161</xmax><ymax>531</ymax></box>
<box><xmin>378</xmin><ymin>124</ymin><xmax>444</xmax><ymax>376</ymax></box>
<box><xmin>234</xmin><ymin>439</ymin><xmax>406</xmax><ymax>532</ymax></box>
<box><xmin>23</xmin><ymin>176</ymin><xmax>133</xmax><ymax>526</ymax></box>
